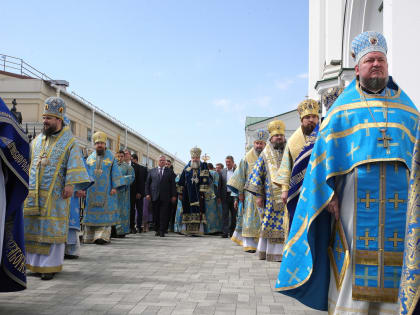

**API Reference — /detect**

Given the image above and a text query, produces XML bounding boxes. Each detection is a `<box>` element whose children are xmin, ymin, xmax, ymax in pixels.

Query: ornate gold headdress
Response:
<box><xmin>93</xmin><ymin>131</ymin><xmax>107</xmax><ymax>144</ymax></box>
<box><xmin>297</xmin><ymin>99</ymin><xmax>320</xmax><ymax>119</ymax></box>
<box><xmin>268</xmin><ymin>120</ymin><xmax>285</xmax><ymax>138</ymax></box>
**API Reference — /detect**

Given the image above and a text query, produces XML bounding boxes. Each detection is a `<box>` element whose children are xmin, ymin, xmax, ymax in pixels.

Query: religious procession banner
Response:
<box><xmin>275</xmin><ymin>77</ymin><xmax>418</xmax><ymax>310</ymax></box>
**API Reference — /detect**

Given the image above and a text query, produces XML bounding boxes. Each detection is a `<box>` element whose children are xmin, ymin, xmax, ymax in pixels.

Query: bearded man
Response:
<box><xmin>24</xmin><ymin>97</ymin><xmax>90</xmax><ymax>280</ymax></box>
<box><xmin>83</xmin><ymin>132</ymin><xmax>123</xmax><ymax>244</ymax></box>
<box><xmin>245</xmin><ymin>121</ymin><xmax>287</xmax><ymax>261</ymax></box>
<box><xmin>228</xmin><ymin>129</ymin><xmax>268</xmax><ymax>252</ymax></box>
<box><xmin>177</xmin><ymin>147</ymin><xmax>210</xmax><ymax>236</ymax></box>
<box><xmin>275</xmin><ymin>31</ymin><xmax>419</xmax><ymax>314</ymax></box>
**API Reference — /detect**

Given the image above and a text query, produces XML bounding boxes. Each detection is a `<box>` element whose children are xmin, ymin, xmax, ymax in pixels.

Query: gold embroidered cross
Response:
<box><xmin>360</xmin><ymin>191</ymin><xmax>377</xmax><ymax>209</ymax></box>
<box><xmin>388</xmin><ymin>193</ymin><xmax>405</xmax><ymax>209</ymax></box>
<box><xmin>387</xmin><ymin>231</ymin><xmax>403</xmax><ymax>247</ymax></box>
<box><xmin>337</xmin><ymin>110</ymin><xmax>355</xmax><ymax>124</ymax></box>
<box><xmin>299</xmin><ymin>188</ymin><xmax>307</xmax><ymax>202</ymax></box>
<box><xmin>346</xmin><ymin>142</ymin><xmax>360</xmax><ymax>160</ymax></box>
<box><xmin>286</xmin><ymin>268</ymin><xmax>301</xmax><ymax>284</ymax></box>
<box><xmin>355</xmin><ymin>267</ymin><xmax>378</xmax><ymax>286</ymax></box>
<box><xmin>284</xmin><ymin>246</ymin><xmax>296</xmax><ymax>258</ymax></box>
<box><xmin>359</xmin><ymin>229</ymin><xmax>376</xmax><ymax>247</ymax></box>
<box><xmin>303</xmin><ymin>240</ymin><xmax>310</xmax><ymax>256</ymax></box>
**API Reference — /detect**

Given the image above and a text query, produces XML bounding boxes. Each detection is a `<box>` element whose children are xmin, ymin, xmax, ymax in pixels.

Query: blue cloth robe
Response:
<box><xmin>204</xmin><ymin>170</ymin><xmax>222</xmax><ymax>234</ymax></box>
<box><xmin>275</xmin><ymin>78</ymin><xmax>418</xmax><ymax>310</ymax></box>
<box><xmin>24</xmin><ymin>126</ymin><xmax>91</xmax><ymax>255</ymax></box>
<box><xmin>115</xmin><ymin>162</ymin><xmax>134</xmax><ymax>236</ymax></box>
<box><xmin>84</xmin><ymin>149</ymin><xmax>123</xmax><ymax>226</ymax></box>
<box><xmin>177</xmin><ymin>161</ymin><xmax>209</xmax><ymax>234</ymax></box>
<box><xmin>0</xmin><ymin>97</ymin><xmax>29</xmax><ymax>292</ymax></box>
<box><xmin>399</xmin><ymin>124</ymin><xmax>420</xmax><ymax>315</ymax></box>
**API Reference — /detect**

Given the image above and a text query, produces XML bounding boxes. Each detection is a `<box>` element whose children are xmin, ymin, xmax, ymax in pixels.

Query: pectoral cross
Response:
<box><xmin>378</xmin><ymin>129</ymin><xmax>392</xmax><ymax>149</ymax></box>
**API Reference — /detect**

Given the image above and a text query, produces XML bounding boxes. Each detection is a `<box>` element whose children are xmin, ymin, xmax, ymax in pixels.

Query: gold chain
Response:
<box><xmin>359</xmin><ymin>82</ymin><xmax>389</xmax><ymax>131</ymax></box>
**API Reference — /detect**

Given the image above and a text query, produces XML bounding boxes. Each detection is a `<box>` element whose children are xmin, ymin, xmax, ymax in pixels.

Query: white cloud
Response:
<box><xmin>297</xmin><ymin>72</ymin><xmax>308</xmax><ymax>79</ymax></box>
<box><xmin>275</xmin><ymin>78</ymin><xmax>294</xmax><ymax>90</ymax></box>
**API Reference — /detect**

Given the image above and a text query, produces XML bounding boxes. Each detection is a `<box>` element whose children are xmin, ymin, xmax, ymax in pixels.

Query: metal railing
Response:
<box><xmin>0</xmin><ymin>54</ymin><xmax>53</xmax><ymax>81</ymax></box>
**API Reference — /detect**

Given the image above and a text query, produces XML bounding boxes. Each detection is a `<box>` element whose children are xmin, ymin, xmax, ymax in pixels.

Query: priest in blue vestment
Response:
<box><xmin>177</xmin><ymin>147</ymin><xmax>210</xmax><ymax>235</ymax></box>
<box><xmin>275</xmin><ymin>31</ymin><xmax>419</xmax><ymax>314</ymax></box>
<box><xmin>0</xmin><ymin>97</ymin><xmax>29</xmax><ymax>291</ymax></box>
<box><xmin>83</xmin><ymin>131</ymin><xmax>123</xmax><ymax>244</ymax></box>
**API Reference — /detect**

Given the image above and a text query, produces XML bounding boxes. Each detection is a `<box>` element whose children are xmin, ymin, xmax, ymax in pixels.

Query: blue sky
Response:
<box><xmin>1</xmin><ymin>1</ymin><xmax>309</xmax><ymax>165</ymax></box>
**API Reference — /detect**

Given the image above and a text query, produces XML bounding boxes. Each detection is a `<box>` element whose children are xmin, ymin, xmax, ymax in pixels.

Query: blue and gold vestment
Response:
<box><xmin>115</xmin><ymin>162</ymin><xmax>134</xmax><ymax>235</ymax></box>
<box><xmin>228</xmin><ymin>148</ymin><xmax>261</xmax><ymax>241</ymax></box>
<box><xmin>399</xmin><ymin>125</ymin><xmax>420</xmax><ymax>315</ymax></box>
<box><xmin>275</xmin><ymin>78</ymin><xmax>419</xmax><ymax>310</ymax></box>
<box><xmin>0</xmin><ymin>97</ymin><xmax>29</xmax><ymax>292</ymax></box>
<box><xmin>24</xmin><ymin>126</ymin><xmax>91</xmax><ymax>255</ymax></box>
<box><xmin>245</xmin><ymin>142</ymin><xmax>286</xmax><ymax>241</ymax></box>
<box><xmin>83</xmin><ymin>149</ymin><xmax>123</xmax><ymax>227</ymax></box>
<box><xmin>177</xmin><ymin>161</ymin><xmax>209</xmax><ymax>234</ymax></box>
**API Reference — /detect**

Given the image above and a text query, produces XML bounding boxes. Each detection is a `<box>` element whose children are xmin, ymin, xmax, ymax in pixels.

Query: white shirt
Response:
<box><xmin>226</xmin><ymin>168</ymin><xmax>234</xmax><ymax>192</ymax></box>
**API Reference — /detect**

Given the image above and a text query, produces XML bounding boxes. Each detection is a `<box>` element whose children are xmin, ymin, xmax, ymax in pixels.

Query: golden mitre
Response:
<box><xmin>297</xmin><ymin>99</ymin><xmax>320</xmax><ymax>119</ymax></box>
<box><xmin>190</xmin><ymin>146</ymin><xmax>202</xmax><ymax>159</ymax></box>
<box><xmin>268</xmin><ymin>120</ymin><xmax>285</xmax><ymax>138</ymax></box>
<box><xmin>93</xmin><ymin>131</ymin><xmax>107</xmax><ymax>144</ymax></box>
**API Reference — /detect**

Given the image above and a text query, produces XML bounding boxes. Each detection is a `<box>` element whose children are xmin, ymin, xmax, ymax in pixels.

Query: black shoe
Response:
<box><xmin>131</xmin><ymin>228</ymin><xmax>137</xmax><ymax>234</ymax></box>
<box><xmin>221</xmin><ymin>234</ymin><xmax>228</xmax><ymax>238</ymax></box>
<box><xmin>41</xmin><ymin>273</ymin><xmax>54</xmax><ymax>280</ymax></box>
<box><xmin>95</xmin><ymin>239</ymin><xmax>107</xmax><ymax>245</ymax></box>
<box><xmin>155</xmin><ymin>232</ymin><xmax>160</xmax><ymax>236</ymax></box>
<box><xmin>160</xmin><ymin>234</ymin><xmax>165</xmax><ymax>237</ymax></box>
<box><xmin>64</xmin><ymin>254</ymin><xmax>79</xmax><ymax>259</ymax></box>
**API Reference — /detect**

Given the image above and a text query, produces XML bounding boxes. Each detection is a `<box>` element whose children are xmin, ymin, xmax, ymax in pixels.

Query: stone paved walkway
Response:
<box><xmin>0</xmin><ymin>232</ymin><xmax>327</xmax><ymax>315</ymax></box>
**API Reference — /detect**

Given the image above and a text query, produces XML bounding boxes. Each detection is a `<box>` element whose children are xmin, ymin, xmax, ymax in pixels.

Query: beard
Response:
<box><xmin>42</xmin><ymin>125</ymin><xmax>56</xmax><ymax>136</ymax></box>
<box><xmin>302</xmin><ymin>124</ymin><xmax>316</xmax><ymax>136</ymax></box>
<box><xmin>191</xmin><ymin>160</ymin><xmax>200</xmax><ymax>169</ymax></box>
<box><xmin>255</xmin><ymin>147</ymin><xmax>263</xmax><ymax>155</ymax></box>
<box><xmin>360</xmin><ymin>76</ymin><xmax>388</xmax><ymax>93</ymax></box>
<box><xmin>96</xmin><ymin>148</ymin><xmax>105</xmax><ymax>156</ymax></box>
<box><xmin>273</xmin><ymin>141</ymin><xmax>285</xmax><ymax>150</ymax></box>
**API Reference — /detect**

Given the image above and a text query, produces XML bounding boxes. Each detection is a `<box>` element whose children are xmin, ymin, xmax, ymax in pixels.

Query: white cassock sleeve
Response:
<box><xmin>0</xmin><ymin>159</ymin><xmax>6</xmax><ymax>262</ymax></box>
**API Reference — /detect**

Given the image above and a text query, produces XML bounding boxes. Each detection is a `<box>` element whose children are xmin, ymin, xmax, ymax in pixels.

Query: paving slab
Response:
<box><xmin>0</xmin><ymin>232</ymin><xmax>326</xmax><ymax>314</ymax></box>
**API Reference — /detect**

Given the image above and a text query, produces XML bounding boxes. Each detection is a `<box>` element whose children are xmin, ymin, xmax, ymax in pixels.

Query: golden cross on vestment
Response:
<box><xmin>355</xmin><ymin>266</ymin><xmax>378</xmax><ymax>287</ymax></box>
<box><xmin>360</xmin><ymin>191</ymin><xmax>377</xmax><ymax>209</ymax></box>
<box><xmin>337</xmin><ymin>110</ymin><xmax>355</xmax><ymax>124</ymax></box>
<box><xmin>374</xmin><ymin>108</ymin><xmax>395</xmax><ymax>119</ymax></box>
<box><xmin>346</xmin><ymin>142</ymin><xmax>360</xmax><ymax>161</ymax></box>
<box><xmin>286</xmin><ymin>268</ymin><xmax>301</xmax><ymax>284</ymax></box>
<box><xmin>388</xmin><ymin>193</ymin><xmax>405</xmax><ymax>209</ymax></box>
<box><xmin>284</xmin><ymin>246</ymin><xmax>296</xmax><ymax>258</ymax></box>
<box><xmin>359</xmin><ymin>229</ymin><xmax>376</xmax><ymax>247</ymax></box>
<box><xmin>387</xmin><ymin>231</ymin><xmax>403</xmax><ymax>247</ymax></box>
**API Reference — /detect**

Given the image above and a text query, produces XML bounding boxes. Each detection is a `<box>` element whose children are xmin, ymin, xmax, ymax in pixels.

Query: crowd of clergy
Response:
<box><xmin>0</xmin><ymin>30</ymin><xmax>418</xmax><ymax>315</ymax></box>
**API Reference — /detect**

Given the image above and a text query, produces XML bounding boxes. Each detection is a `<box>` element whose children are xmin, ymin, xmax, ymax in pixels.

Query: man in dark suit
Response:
<box><xmin>145</xmin><ymin>155</ymin><xmax>176</xmax><ymax>237</ymax></box>
<box><xmin>128</xmin><ymin>153</ymin><xmax>148</xmax><ymax>233</ymax></box>
<box><xmin>219</xmin><ymin>155</ymin><xmax>236</xmax><ymax>238</ymax></box>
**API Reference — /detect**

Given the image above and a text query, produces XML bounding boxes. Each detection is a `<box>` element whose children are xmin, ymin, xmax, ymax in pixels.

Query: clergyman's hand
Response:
<box><xmin>234</xmin><ymin>200</ymin><xmax>238</xmax><ymax>210</ymax></box>
<box><xmin>256</xmin><ymin>196</ymin><xmax>264</xmax><ymax>208</ymax></box>
<box><xmin>75</xmin><ymin>190</ymin><xmax>86</xmax><ymax>198</ymax></box>
<box><xmin>110</xmin><ymin>188</ymin><xmax>117</xmax><ymax>196</ymax></box>
<box><xmin>281</xmin><ymin>191</ymin><xmax>288</xmax><ymax>205</ymax></box>
<box><xmin>327</xmin><ymin>192</ymin><xmax>340</xmax><ymax>221</ymax></box>
<box><xmin>238</xmin><ymin>193</ymin><xmax>244</xmax><ymax>202</ymax></box>
<box><xmin>62</xmin><ymin>185</ymin><xmax>74</xmax><ymax>199</ymax></box>
<box><xmin>146</xmin><ymin>195</ymin><xmax>151</xmax><ymax>201</ymax></box>
<box><xmin>171</xmin><ymin>196</ymin><xmax>177</xmax><ymax>204</ymax></box>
